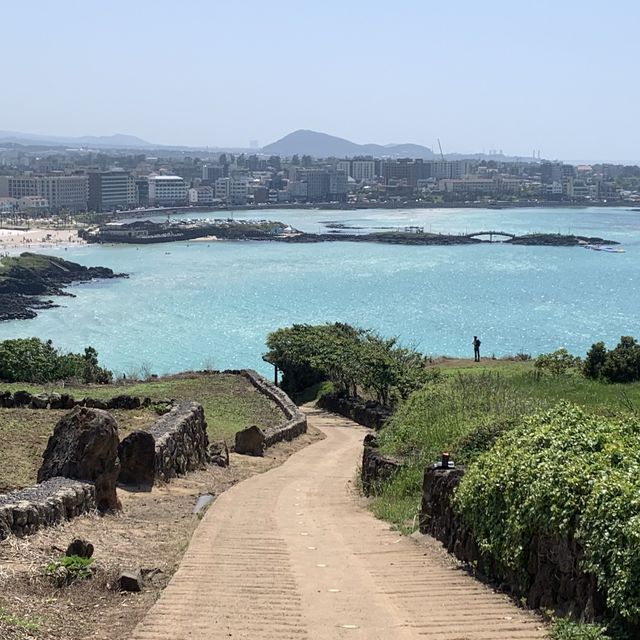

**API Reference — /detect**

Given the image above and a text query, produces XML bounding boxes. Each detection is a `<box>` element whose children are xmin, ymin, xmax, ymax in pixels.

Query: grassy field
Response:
<box><xmin>2</xmin><ymin>373</ymin><xmax>284</xmax><ymax>442</ymax></box>
<box><xmin>0</xmin><ymin>408</ymin><xmax>156</xmax><ymax>492</ymax></box>
<box><xmin>0</xmin><ymin>372</ymin><xmax>285</xmax><ymax>492</ymax></box>
<box><xmin>373</xmin><ymin>360</ymin><xmax>640</xmax><ymax>530</ymax></box>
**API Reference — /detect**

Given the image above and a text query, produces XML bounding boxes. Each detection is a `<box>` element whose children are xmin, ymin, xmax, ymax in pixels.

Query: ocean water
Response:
<box><xmin>1</xmin><ymin>206</ymin><xmax>639</xmax><ymax>377</ymax></box>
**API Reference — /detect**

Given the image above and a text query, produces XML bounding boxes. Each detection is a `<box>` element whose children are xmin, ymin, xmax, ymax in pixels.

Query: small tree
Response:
<box><xmin>534</xmin><ymin>348</ymin><xmax>581</xmax><ymax>377</ymax></box>
<box><xmin>583</xmin><ymin>342</ymin><xmax>607</xmax><ymax>380</ymax></box>
<box><xmin>600</xmin><ymin>336</ymin><xmax>640</xmax><ymax>383</ymax></box>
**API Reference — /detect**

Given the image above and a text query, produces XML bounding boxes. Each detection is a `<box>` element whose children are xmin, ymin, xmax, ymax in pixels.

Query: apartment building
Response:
<box><xmin>214</xmin><ymin>177</ymin><xmax>248</xmax><ymax>205</ymax></box>
<box><xmin>6</xmin><ymin>175</ymin><xmax>88</xmax><ymax>211</ymax></box>
<box><xmin>148</xmin><ymin>175</ymin><xmax>187</xmax><ymax>205</ymax></box>
<box><xmin>88</xmin><ymin>170</ymin><xmax>136</xmax><ymax>212</ymax></box>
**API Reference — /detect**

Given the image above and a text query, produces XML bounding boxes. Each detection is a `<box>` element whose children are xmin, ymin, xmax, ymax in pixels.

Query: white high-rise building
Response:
<box><xmin>148</xmin><ymin>175</ymin><xmax>187</xmax><ymax>205</ymax></box>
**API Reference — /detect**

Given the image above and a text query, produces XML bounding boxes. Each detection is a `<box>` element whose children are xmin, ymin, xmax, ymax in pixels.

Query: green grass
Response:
<box><xmin>0</xmin><ymin>407</ymin><xmax>156</xmax><ymax>492</ymax></box>
<box><xmin>0</xmin><ymin>605</ymin><xmax>41</xmax><ymax>637</ymax></box>
<box><xmin>2</xmin><ymin>372</ymin><xmax>283</xmax><ymax>443</ymax></box>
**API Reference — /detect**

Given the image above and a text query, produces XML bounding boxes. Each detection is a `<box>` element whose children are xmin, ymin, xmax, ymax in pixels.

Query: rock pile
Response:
<box><xmin>38</xmin><ymin>406</ymin><xmax>121</xmax><ymax>512</ymax></box>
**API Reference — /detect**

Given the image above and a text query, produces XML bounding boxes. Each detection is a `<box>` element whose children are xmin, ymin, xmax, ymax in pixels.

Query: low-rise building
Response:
<box><xmin>188</xmin><ymin>185</ymin><xmax>215</xmax><ymax>205</ymax></box>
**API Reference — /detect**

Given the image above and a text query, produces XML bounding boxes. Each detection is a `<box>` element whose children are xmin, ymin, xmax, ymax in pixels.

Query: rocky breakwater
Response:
<box><xmin>420</xmin><ymin>466</ymin><xmax>605</xmax><ymax>619</ymax></box>
<box><xmin>0</xmin><ymin>252</ymin><xmax>126</xmax><ymax>321</ymax></box>
<box><xmin>233</xmin><ymin>369</ymin><xmax>307</xmax><ymax>456</ymax></box>
<box><xmin>0</xmin><ymin>478</ymin><xmax>96</xmax><ymax>541</ymax></box>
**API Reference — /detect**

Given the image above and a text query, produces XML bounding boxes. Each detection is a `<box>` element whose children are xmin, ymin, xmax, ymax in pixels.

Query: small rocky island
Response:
<box><xmin>0</xmin><ymin>253</ymin><xmax>126</xmax><ymax>321</ymax></box>
<box><xmin>85</xmin><ymin>219</ymin><xmax>618</xmax><ymax>249</ymax></box>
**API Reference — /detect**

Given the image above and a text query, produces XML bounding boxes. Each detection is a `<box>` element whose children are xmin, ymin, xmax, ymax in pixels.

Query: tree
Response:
<box><xmin>534</xmin><ymin>348</ymin><xmax>581</xmax><ymax>377</ymax></box>
<box><xmin>600</xmin><ymin>336</ymin><xmax>640</xmax><ymax>383</ymax></box>
<box><xmin>583</xmin><ymin>342</ymin><xmax>607</xmax><ymax>380</ymax></box>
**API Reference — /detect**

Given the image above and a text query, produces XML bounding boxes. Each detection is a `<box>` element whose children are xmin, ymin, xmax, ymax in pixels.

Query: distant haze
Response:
<box><xmin>2</xmin><ymin>0</ymin><xmax>639</xmax><ymax>163</ymax></box>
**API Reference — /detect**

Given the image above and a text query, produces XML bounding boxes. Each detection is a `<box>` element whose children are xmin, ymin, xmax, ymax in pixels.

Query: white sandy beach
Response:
<box><xmin>0</xmin><ymin>228</ymin><xmax>85</xmax><ymax>253</ymax></box>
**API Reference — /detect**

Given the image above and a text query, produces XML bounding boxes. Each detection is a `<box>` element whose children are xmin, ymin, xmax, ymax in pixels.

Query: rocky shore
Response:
<box><xmin>0</xmin><ymin>252</ymin><xmax>126</xmax><ymax>321</ymax></box>
<box><xmin>278</xmin><ymin>231</ymin><xmax>619</xmax><ymax>247</ymax></box>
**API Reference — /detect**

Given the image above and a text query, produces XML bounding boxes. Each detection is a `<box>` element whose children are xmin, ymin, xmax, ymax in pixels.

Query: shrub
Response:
<box><xmin>45</xmin><ymin>555</ymin><xmax>94</xmax><ymax>587</ymax></box>
<box><xmin>534</xmin><ymin>348</ymin><xmax>581</xmax><ymax>377</ymax></box>
<box><xmin>550</xmin><ymin>619</ymin><xmax>611</xmax><ymax>640</ymax></box>
<box><xmin>0</xmin><ymin>338</ymin><xmax>112</xmax><ymax>383</ymax></box>
<box><xmin>454</xmin><ymin>403</ymin><xmax>640</xmax><ymax>624</ymax></box>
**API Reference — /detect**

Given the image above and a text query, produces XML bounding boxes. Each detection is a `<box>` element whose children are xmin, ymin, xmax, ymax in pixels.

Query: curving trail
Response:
<box><xmin>131</xmin><ymin>407</ymin><xmax>547</xmax><ymax>640</ymax></box>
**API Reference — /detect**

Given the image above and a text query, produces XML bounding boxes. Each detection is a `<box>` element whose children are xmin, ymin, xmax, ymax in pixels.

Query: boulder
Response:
<box><xmin>31</xmin><ymin>393</ymin><xmax>50</xmax><ymax>409</ymax></box>
<box><xmin>118</xmin><ymin>430</ymin><xmax>156</xmax><ymax>487</ymax></box>
<box><xmin>84</xmin><ymin>397</ymin><xmax>108</xmax><ymax>410</ymax></box>
<box><xmin>37</xmin><ymin>406</ymin><xmax>121</xmax><ymax>512</ymax></box>
<box><xmin>13</xmin><ymin>390</ymin><xmax>32</xmax><ymax>406</ymax></box>
<box><xmin>66</xmin><ymin>538</ymin><xmax>94</xmax><ymax>558</ymax></box>
<box><xmin>116</xmin><ymin>569</ymin><xmax>143</xmax><ymax>592</ymax></box>
<box><xmin>234</xmin><ymin>425</ymin><xmax>265</xmax><ymax>457</ymax></box>
<box><xmin>108</xmin><ymin>395</ymin><xmax>141</xmax><ymax>410</ymax></box>
<box><xmin>209</xmin><ymin>441</ymin><xmax>230</xmax><ymax>468</ymax></box>
<box><xmin>0</xmin><ymin>391</ymin><xmax>13</xmax><ymax>408</ymax></box>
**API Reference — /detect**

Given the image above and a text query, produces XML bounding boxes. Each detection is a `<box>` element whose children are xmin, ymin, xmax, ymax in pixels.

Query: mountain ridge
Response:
<box><xmin>0</xmin><ymin>130</ymin><xmax>153</xmax><ymax>149</ymax></box>
<box><xmin>261</xmin><ymin>130</ymin><xmax>437</xmax><ymax>159</ymax></box>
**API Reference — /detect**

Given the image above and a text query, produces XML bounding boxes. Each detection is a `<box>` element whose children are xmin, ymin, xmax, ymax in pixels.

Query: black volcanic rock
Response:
<box><xmin>0</xmin><ymin>253</ymin><xmax>126</xmax><ymax>321</ymax></box>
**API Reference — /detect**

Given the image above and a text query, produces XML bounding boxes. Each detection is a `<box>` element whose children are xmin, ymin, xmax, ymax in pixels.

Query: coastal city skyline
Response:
<box><xmin>3</xmin><ymin>0</ymin><xmax>639</xmax><ymax>163</ymax></box>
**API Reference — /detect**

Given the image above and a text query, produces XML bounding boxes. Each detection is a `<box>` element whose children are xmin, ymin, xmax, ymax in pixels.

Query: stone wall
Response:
<box><xmin>317</xmin><ymin>393</ymin><xmax>391</xmax><ymax>430</ymax></box>
<box><xmin>0</xmin><ymin>478</ymin><xmax>96</xmax><ymax>541</ymax></box>
<box><xmin>150</xmin><ymin>402</ymin><xmax>210</xmax><ymax>482</ymax></box>
<box><xmin>419</xmin><ymin>466</ymin><xmax>606</xmax><ymax>619</ymax></box>
<box><xmin>361</xmin><ymin>434</ymin><xmax>403</xmax><ymax>496</ymax></box>
<box><xmin>0</xmin><ymin>389</ymin><xmax>149</xmax><ymax>411</ymax></box>
<box><xmin>237</xmin><ymin>369</ymin><xmax>307</xmax><ymax>449</ymax></box>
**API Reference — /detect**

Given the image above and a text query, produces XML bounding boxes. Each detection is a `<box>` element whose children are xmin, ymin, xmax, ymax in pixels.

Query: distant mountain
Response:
<box><xmin>262</xmin><ymin>130</ymin><xmax>436</xmax><ymax>159</ymax></box>
<box><xmin>0</xmin><ymin>130</ymin><xmax>153</xmax><ymax>149</ymax></box>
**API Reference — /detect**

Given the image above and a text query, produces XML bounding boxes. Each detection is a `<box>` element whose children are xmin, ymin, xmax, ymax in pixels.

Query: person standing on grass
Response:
<box><xmin>473</xmin><ymin>336</ymin><xmax>481</xmax><ymax>362</ymax></box>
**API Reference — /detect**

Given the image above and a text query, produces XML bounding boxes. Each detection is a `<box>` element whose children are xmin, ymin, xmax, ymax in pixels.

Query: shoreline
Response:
<box><xmin>0</xmin><ymin>228</ymin><xmax>85</xmax><ymax>254</ymax></box>
<box><xmin>107</xmin><ymin>200</ymin><xmax>639</xmax><ymax>220</ymax></box>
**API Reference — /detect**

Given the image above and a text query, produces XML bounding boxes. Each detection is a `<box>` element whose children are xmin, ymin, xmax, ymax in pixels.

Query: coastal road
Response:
<box><xmin>131</xmin><ymin>407</ymin><xmax>547</xmax><ymax>640</ymax></box>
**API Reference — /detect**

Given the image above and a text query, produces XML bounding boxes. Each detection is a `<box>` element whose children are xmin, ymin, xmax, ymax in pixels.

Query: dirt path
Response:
<box><xmin>131</xmin><ymin>407</ymin><xmax>547</xmax><ymax>640</ymax></box>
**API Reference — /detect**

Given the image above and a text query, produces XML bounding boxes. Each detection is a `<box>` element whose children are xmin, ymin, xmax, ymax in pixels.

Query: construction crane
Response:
<box><xmin>437</xmin><ymin>138</ymin><xmax>445</xmax><ymax>161</ymax></box>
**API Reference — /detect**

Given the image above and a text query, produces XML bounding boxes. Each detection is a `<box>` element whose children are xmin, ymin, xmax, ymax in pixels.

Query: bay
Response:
<box><xmin>1</xmin><ymin>206</ymin><xmax>639</xmax><ymax>377</ymax></box>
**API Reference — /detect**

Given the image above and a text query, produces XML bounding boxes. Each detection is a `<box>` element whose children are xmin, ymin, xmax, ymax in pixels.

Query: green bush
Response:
<box><xmin>454</xmin><ymin>403</ymin><xmax>640</xmax><ymax>623</ymax></box>
<box><xmin>45</xmin><ymin>555</ymin><xmax>94</xmax><ymax>587</ymax></box>
<box><xmin>535</xmin><ymin>348</ymin><xmax>582</xmax><ymax>377</ymax></box>
<box><xmin>0</xmin><ymin>338</ymin><xmax>112</xmax><ymax>383</ymax></box>
<box><xmin>550</xmin><ymin>619</ymin><xmax>611</xmax><ymax>640</ymax></box>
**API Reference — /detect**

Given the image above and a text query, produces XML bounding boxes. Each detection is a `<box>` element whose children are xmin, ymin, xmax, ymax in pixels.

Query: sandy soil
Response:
<box><xmin>0</xmin><ymin>228</ymin><xmax>85</xmax><ymax>253</ymax></box>
<box><xmin>131</xmin><ymin>406</ymin><xmax>547</xmax><ymax>640</ymax></box>
<box><xmin>0</xmin><ymin>427</ymin><xmax>324</xmax><ymax>640</ymax></box>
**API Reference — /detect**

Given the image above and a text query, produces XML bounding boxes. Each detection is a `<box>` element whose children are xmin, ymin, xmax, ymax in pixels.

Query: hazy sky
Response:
<box><xmin>2</xmin><ymin>0</ymin><xmax>639</xmax><ymax>162</ymax></box>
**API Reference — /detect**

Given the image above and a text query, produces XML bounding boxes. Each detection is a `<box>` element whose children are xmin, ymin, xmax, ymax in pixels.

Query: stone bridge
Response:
<box><xmin>465</xmin><ymin>230</ymin><xmax>517</xmax><ymax>242</ymax></box>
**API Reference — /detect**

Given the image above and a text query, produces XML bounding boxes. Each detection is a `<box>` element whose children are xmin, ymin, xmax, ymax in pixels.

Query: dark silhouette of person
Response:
<box><xmin>473</xmin><ymin>336</ymin><xmax>481</xmax><ymax>362</ymax></box>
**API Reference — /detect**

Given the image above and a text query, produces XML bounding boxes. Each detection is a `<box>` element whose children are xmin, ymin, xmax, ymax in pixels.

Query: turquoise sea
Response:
<box><xmin>1</xmin><ymin>206</ymin><xmax>639</xmax><ymax>377</ymax></box>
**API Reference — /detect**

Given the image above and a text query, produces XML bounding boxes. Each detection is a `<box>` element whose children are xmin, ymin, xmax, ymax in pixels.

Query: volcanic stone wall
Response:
<box><xmin>317</xmin><ymin>393</ymin><xmax>391</xmax><ymax>430</ymax></box>
<box><xmin>420</xmin><ymin>466</ymin><xmax>605</xmax><ymax>619</ymax></box>
<box><xmin>149</xmin><ymin>402</ymin><xmax>210</xmax><ymax>482</ymax></box>
<box><xmin>0</xmin><ymin>478</ymin><xmax>96</xmax><ymax>541</ymax></box>
<box><xmin>238</xmin><ymin>370</ymin><xmax>307</xmax><ymax>447</ymax></box>
<box><xmin>361</xmin><ymin>435</ymin><xmax>403</xmax><ymax>496</ymax></box>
